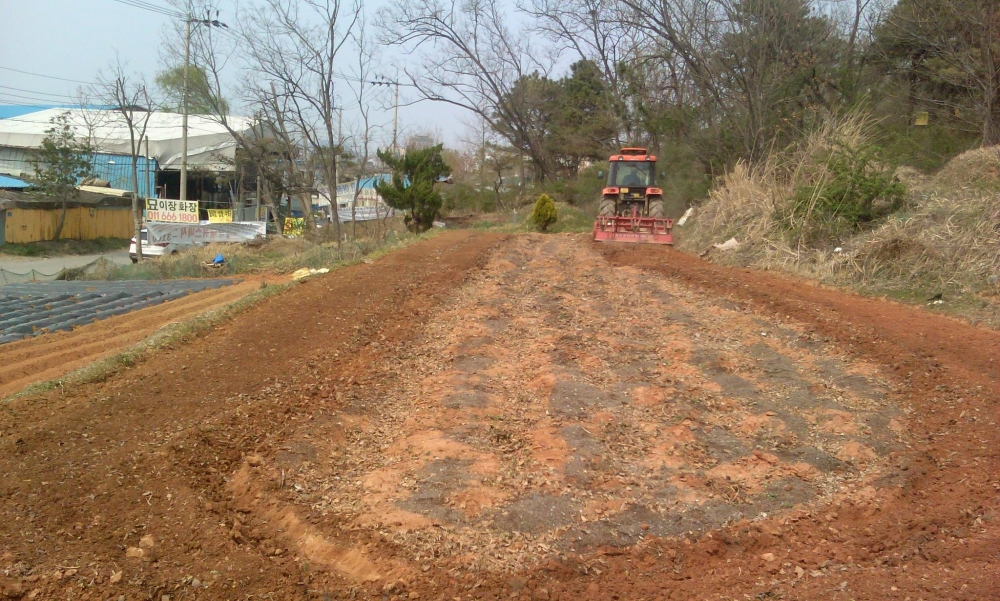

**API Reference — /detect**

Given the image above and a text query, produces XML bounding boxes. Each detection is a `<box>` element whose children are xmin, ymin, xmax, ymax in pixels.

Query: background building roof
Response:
<box><xmin>0</xmin><ymin>174</ymin><xmax>30</xmax><ymax>189</ymax></box>
<box><xmin>0</xmin><ymin>108</ymin><xmax>259</xmax><ymax>171</ymax></box>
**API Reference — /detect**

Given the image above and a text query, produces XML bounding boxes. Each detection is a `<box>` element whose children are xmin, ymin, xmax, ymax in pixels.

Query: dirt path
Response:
<box><xmin>0</xmin><ymin>280</ymin><xmax>261</xmax><ymax>398</ymax></box>
<box><xmin>0</xmin><ymin>232</ymin><xmax>996</xmax><ymax>601</ymax></box>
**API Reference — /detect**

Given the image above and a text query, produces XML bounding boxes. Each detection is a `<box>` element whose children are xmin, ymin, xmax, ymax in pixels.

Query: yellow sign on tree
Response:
<box><xmin>283</xmin><ymin>217</ymin><xmax>304</xmax><ymax>238</ymax></box>
<box><xmin>914</xmin><ymin>111</ymin><xmax>929</xmax><ymax>126</ymax></box>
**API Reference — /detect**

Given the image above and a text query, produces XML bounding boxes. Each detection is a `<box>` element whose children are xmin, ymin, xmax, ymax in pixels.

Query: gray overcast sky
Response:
<box><xmin>0</xmin><ymin>0</ymin><xmax>475</xmax><ymax>146</ymax></box>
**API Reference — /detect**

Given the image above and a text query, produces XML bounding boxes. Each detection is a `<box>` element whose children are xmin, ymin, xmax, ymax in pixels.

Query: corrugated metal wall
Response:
<box><xmin>0</xmin><ymin>147</ymin><xmax>30</xmax><ymax>177</ymax></box>
<box><xmin>89</xmin><ymin>153</ymin><xmax>157</xmax><ymax>198</ymax></box>
<box><xmin>0</xmin><ymin>148</ymin><xmax>157</xmax><ymax>198</ymax></box>
<box><xmin>4</xmin><ymin>207</ymin><xmax>133</xmax><ymax>243</ymax></box>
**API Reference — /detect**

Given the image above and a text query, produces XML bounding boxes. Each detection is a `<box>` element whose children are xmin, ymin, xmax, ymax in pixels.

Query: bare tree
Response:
<box><xmin>160</xmin><ymin>1</ymin><xmax>291</xmax><ymax>235</ymax></box>
<box><xmin>518</xmin><ymin>0</ymin><xmax>640</xmax><ymax>144</ymax></box>
<box><xmin>341</xmin><ymin>22</ymin><xmax>387</xmax><ymax>241</ymax></box>
<box><xmin>619</xmin><ymin>0</ymin><xmax>725</xmax><ymax>105</ymax></box>
<box><xmin>93</xmin><ymin>60</ymin><xmax>154</xmax><ymax>261</ymax></box>
<box><xmin>813</xmin><ymin>0</ymin><xmax>891</xmax><ymax>99</ymax></box>
<box><xmin>240</xmin><ymin>0</ymin><xmax>363</xmax><ymax>244</ymax></box>
<box><xmin>378</xmin><ymin>0</ymin><xmax>561</xmax><ymax>180</ymax></box>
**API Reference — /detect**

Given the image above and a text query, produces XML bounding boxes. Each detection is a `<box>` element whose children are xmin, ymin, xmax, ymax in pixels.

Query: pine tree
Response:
<box><xmin>375</xmin><ymin>145</ymin><xmax>452</xmax><ymax>233</ymax></box>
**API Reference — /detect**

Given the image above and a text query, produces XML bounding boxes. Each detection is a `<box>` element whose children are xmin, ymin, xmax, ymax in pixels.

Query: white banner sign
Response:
<box><xmin>336</xmin><ymin>181</ymin><xmax>357</xmax><ymax>206</ymax></box>
<box><xmin>147</xmin><ymin>221</ymin><xmax>266</xmax><ymax>245</ymax></box>
<box><xmin>336</xmin><ymin>178</ymin><xmax>386</xmax><ymax>207</ymax></box>
<box><xmin>146</xmin><ymin>198</ymin><xmax>199</xmax><ymax>223</ymax></box>
<box><xmin>337</xmin><ymin>205</ymin><xmax>394</xmax><ymax>222</ymax></box>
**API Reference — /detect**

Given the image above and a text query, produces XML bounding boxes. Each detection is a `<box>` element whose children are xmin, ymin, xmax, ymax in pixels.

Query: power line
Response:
<box><xmin>0</xmin><ymin>85</ymin><xmax>79</xmax><ymax>100</ymax></box>
<box><xmin>0</xmin><ymin>65</ymin><xmax>95</xmax><ymax>86</ymax></box>
<box><xmin>0</xmin><ymin>91</ymin><xmax>77</xmax><ymax>104</ymax></box>
<box><xmin>107</xmin><ymin>0</ymin><xmax>184</xmax><ymax>18</ymax></box>
<box><xmin>0</xmin><ymin>103</ymin><xmax>59</xmax><ymax>110</ymax></box>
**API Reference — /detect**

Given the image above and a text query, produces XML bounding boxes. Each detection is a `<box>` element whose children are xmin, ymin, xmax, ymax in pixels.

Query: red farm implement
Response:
<box><xmin>593</xmin><ymin>206</ymin><xmax>674</xmax><ymax>245</ymax></box>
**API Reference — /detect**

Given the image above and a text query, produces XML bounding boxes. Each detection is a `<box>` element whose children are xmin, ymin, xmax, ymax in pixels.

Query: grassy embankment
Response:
<box><xmin>678</xmin><ymin>115</ymin><xmax>1000</xmax><ymax>327</ymax></box>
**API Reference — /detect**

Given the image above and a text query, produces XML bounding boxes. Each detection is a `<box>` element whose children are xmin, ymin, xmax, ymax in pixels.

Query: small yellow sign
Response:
<box><xmin>207</xmin><ymin>209</ymin><xmax>233</xmax><ymax>223</ymax></box>
<box><xmin>914</xmin><ymin>111</ymin><xmax>929</xmax><ymax>126</ymax></box>
<box><xmin>620</xmin><ymin>188</ymin><xmax>629</xmax><ymax>193</ymax></box>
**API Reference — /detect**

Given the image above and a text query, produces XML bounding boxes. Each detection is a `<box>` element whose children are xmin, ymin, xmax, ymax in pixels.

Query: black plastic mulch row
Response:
<box><xmin>0</xmin><ymin>279</ymin><xmax>237</xmax><ymax>345</ymax></box>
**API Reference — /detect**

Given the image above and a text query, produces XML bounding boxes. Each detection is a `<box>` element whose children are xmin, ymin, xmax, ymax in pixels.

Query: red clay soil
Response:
<box><xmin>0</xmin><ymin>231</ymin><xmax>996</xmax><ymax>601</ymax></box>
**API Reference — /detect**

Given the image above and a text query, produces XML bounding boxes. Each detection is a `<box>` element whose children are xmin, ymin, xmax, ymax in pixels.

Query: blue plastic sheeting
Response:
<box><xmin>0</xmin><ymin>279</ymin><xmax>238</xmax><ymax>345</ymax></box>
<box><xmin>0</xmin><ymin>149</ymin><xmax>157</xmax><ymax>197</ymax></box>
<box><xmin>0</xmin><ymin>174</ymin><xmax>29</xmax><ymax>189</ymax></box>
<box><xmin>0</xmin><ymin>105</ymin><xmax>59</xmax><ymax>120</ymax></box>
<box><xmin>358</xmin><ymin>174</ymin><xmax>391</xmax><ymax>189</ymax></box>
<box><xmin>0</xmin><ymin>104</ymin><xmax>117</xmax><ymax>121</ymax></box>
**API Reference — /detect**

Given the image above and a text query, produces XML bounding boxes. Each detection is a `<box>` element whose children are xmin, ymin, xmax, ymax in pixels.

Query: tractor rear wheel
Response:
<box><xmin>599</xmin><ymin>198</ymin><xmax>616</xmax><ymax>216</ymax></box>
<box><xmin>648</xmin><ymin>198</ymin><xmax>665</xmax><ymax>218</ymax></box>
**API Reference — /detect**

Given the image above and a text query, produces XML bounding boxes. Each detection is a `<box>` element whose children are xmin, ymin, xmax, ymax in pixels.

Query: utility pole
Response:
<box><xmin>180</xmin><ymin>12</ymin><xmax>228</xmax><ymax>201</ymax></box>
<box><xmin>369</xmin><ymin>76</ymin><xmax>400</xmax><ymax>154</ymax></box>
<box><xmin>392</xmin><ymin>80</ymin><xmax>399</xmax><ymax>153</ymax></box>
<box><xmin>181</xmin><ymin>18</ymin><xmax>190</xmax><ymax>201</ymax></box>
<box><xmin>332</xmin><ymin>95</ymin><xmax>342</xmax><ymax>224</ymax></box>
<box><xmin>145</xmin><ymin>137</ymin><xmax>151</xmax><ymax>200</ymax></box>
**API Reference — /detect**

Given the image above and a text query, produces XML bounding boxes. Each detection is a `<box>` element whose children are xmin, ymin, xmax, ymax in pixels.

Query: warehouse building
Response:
<box><xmin>0</xmin><ymin>106</ymin><xmax>258</xmax><ymax>201</ymax></box>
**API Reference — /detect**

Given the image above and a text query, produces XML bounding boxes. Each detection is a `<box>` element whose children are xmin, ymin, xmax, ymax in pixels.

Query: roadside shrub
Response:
<box><xmin>531</xmin><ymin>194</ymin><xmax>558</xmax><ymax>231</ymax></box>
<box><xmin>785</xmin><ymin>139</ymin><xmax>906</xmax><ymax>244</ymax></box>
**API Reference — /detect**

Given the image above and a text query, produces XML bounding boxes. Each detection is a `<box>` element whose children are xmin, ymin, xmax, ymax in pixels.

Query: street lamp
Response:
<box><xmin>180</xmin><ymin>12</ymin><xmax>228</xmax><ymax>202</ymax></box>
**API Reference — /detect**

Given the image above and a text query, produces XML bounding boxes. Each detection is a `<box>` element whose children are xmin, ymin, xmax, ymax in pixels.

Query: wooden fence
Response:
<box><xmin>3</xmin><ymin>207</ymin><xmax>133</xmax><ymax>243</ymax></box>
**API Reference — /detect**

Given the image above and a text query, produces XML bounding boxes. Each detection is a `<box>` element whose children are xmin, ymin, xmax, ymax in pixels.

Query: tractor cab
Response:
<box><xmin>606</xmin><ymin>148</ymin><xmax>656</xmax><ymax>189</ymax></box>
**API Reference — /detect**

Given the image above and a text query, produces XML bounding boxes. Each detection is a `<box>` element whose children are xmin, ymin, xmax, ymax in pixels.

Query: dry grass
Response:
<box><xmin>839</xmin><ymin>146</ymin><xmax>1000</xmax><ymax>295</ymax></box>
<box><xmin>680</xmin><ymin>114</ymin><xmax>871</xmax><ymax>261</ymax></box>
<box><xmin>846</xmin><ymin>185</ymin><xmax>1000</xmax><ymax>292</ymax></box>
<box><xmin>76</xmin><ymin>216</ymin><xmax>424</xmax><ymax>281</ymax></box>
<box><xmin>931</xmin><ymin>146</ymin><xmax>1000</xmax><ymax>192</ymax></box>
<box><xmin>681</xmin><ymin>118</ymin><xmax>1000</xmax><ymax>324</ymax></box>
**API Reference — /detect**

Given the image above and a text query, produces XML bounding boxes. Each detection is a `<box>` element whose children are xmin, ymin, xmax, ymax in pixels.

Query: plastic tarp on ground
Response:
<box><xmin>0</xmin><ymin>279</ymin><xmax>237</xmax><ymax>345</ymax></box>
<box><xmin>0</xmin><ymin>108</ymin><xmax>258</xmax><ymax>171</ymax></box>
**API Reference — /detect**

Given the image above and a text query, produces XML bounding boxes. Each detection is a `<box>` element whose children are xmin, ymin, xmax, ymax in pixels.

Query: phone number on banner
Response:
<box><xmin>146</xmin><ymin>199</ymin><xmax>199</xmax><ymax>223</ymax></box>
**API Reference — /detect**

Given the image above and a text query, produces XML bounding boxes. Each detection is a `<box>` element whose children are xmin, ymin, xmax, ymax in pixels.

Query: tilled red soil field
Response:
<box><xmin>0</xmin><ymin>231</ymin><xmax>996</xmax><ymax>600</ymax></box>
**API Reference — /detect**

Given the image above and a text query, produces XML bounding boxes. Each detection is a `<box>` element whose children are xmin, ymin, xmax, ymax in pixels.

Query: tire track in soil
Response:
<box><xmin>0</xmin><ymin>280</ymin><xmax>260</xmax><ymax>398</ymax></box>
<box><xmin>0</xmin><ymin>231</ymin><xmax>506</xmax><ymax>600</ymax></box>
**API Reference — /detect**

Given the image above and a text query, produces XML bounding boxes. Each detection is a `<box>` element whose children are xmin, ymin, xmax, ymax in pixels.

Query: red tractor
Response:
<box><xmin>593</xmin><ymin>147</ymin><xmax>674</xmax><ymax>244</ymax></box>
